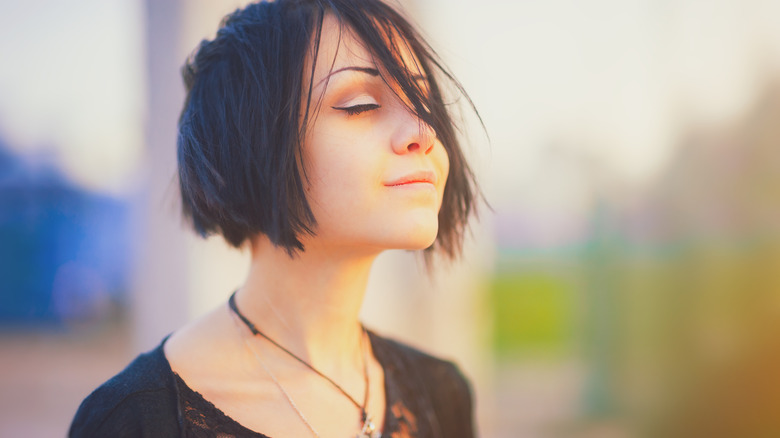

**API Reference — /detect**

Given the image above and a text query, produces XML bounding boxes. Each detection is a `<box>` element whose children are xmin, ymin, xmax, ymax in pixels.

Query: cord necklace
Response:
<box><xmin>228</xmin><ymin>292</ymin><xmax>380</xmax><ymax>438</ymax></box>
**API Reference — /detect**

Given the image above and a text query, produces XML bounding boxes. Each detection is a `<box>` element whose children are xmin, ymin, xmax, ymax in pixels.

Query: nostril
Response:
<box><xmin>407</xmin><ymin>142</ymin><xmax>421</xmax><ymax>152</ymax></box>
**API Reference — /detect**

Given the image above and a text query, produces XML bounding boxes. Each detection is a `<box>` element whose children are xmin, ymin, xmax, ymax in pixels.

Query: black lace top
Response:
<box><xmin>70</xmin><ymin>331</ymin><xmax>475</xmax><ymax>438</ymax></box>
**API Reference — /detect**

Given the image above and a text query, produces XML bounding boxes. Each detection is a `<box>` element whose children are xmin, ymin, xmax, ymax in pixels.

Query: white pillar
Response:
<box><xmin>133</xmin><ymin>0</ymin><xmax>254</xmax><ymax>351</ymax></box>
<box><xmin>133</xmin><ymin>0</ymin><xmax>190</xmax><ymax>351</ymax></box>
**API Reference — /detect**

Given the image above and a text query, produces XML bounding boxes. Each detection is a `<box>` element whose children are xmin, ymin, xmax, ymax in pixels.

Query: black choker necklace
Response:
<box><xmin>228</xmin><ymin>292</ymin><xmax>379</xmax><ymax>437</ymax></box>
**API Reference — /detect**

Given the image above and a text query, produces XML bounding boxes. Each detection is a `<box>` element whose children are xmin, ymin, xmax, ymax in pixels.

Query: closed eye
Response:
<box><xmin>332</xmin><ymin>103</ymin><xmax>381</xmax><ymax>116</ymax></box>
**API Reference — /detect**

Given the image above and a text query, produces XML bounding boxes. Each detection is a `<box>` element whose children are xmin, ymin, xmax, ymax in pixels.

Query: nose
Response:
<box><xmin>392</xmin><ymin>111</ymin><xmax>436</xmax><ymax>155</ymax></box>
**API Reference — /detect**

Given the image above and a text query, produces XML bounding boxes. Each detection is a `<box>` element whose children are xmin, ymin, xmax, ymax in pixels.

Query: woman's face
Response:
<box><xmin>300</xmin><ymin>15</ymin><xmax>449</xmax><ymax>254</ymax></box>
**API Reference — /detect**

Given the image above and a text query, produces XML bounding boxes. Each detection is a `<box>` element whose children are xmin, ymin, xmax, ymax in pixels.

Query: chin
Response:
<box><xmin>395</xmin><ymin>220</ymin><xmax>439</xmax><ymax>250</ymax></box>
<box><xmin>331</xmin><ymin>210</ymin><xmax>441</xmax><ymax>252</ymax></box>
<box><xmin>411</xmin><ymin>209</ymin><xmax>443</xmax><ymax>246</ymax></box>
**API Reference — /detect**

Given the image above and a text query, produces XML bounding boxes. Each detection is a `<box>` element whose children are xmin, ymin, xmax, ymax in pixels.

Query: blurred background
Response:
<box><xmin>1</xmin><ymin>0</ymin><xmax>780</xmax><ymax>436</ymax></box>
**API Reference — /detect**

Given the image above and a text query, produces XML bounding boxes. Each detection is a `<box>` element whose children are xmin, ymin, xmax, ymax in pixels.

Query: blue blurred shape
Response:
<box><xmin>0</xmin><ymin>138</ymin><xmax>132</xmax><ymax>325</ymax></box>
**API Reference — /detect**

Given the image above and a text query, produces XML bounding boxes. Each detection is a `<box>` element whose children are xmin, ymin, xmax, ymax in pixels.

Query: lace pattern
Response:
<box><xmin>174</xmin><ymin>369</ymin><xmax>415</xmax><ymax>437</ymax></box>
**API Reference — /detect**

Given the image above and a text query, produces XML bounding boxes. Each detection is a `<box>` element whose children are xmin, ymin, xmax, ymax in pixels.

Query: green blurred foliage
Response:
<box><xmin>490</xmin><ymin>242</ymin><xmax>780</xmax><ymax>436</ymax></box>
<box><xmin>490</xmin><ymin>267</ymin><xmax>577</xmax><ymax>357</ymax></box>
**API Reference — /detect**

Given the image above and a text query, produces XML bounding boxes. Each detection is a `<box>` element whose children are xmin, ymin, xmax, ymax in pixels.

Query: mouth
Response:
<box><xmin>384</xmin><ymin>170</ymin><xmax>437</xmax><ymax>187</ymax></box>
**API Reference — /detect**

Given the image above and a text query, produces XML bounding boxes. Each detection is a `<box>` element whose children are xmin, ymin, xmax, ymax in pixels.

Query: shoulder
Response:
<box><xmin>370</xmin><ymin>331</ymin><xmax>472</xmax><ymax>392</ymax></box>
<box><xmin>369</xmin><ymin>331</ymin><xmax>475</xmax><ymax>438</ymax></box>
<box><xmin>69</xmin><ymin>341</ymin><xmax>182</xmax><ymax>438</ymax></box>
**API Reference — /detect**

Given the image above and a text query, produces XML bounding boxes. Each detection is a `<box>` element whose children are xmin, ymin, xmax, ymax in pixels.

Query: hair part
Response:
<box><xmin>177</xmin><ymin>0</ymin><xmax>481</xmax><ymax>260</ymax></box>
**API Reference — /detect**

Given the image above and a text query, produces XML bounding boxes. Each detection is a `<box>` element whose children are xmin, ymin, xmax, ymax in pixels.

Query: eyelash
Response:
<box><xmin>332</xmin><ymin>103</ymin><xmax>381</xmax><ymax>116</ymax></box>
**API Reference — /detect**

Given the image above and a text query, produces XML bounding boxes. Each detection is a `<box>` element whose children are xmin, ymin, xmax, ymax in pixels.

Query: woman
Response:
<box><xmin>70</xmin><ymin>0</ymin><xmax>480</xmax><ymax>436</ymax></box>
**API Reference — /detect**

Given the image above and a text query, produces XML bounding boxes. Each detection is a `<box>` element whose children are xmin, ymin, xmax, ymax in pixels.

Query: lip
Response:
<box><xmin>384</xmin><ymin>170</ymin><xmax>437</xmax><ymax>187</ymax></box>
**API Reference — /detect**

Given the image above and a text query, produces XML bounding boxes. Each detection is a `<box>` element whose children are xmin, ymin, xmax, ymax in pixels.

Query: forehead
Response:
<box><xmin>308</xmin><ymin>13</ymin><xmax>423</xmax><ymax>89</ymax></box>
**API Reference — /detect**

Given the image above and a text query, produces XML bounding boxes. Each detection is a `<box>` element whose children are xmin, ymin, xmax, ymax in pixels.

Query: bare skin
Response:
<box><xmin>164</xmin><ymin>235</ymin><xmax>387</xmax><ymax>438</ymax></box>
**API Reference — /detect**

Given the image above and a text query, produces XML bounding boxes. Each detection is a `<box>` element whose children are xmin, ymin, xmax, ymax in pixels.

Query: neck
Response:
<box><xmin>234</xmin><ymin>235</ymin><xmax>379</xmax><ymax>373</ymax></box>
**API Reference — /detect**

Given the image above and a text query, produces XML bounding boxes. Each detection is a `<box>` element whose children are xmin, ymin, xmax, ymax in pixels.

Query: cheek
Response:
<box><xmin>434</xmin><ymin>142</ymin><xmax>450</xmax><ymax>197</ymax></box>
<box><xmin>303</xmin><ymin>132</ymin><xmax>382</xmax><ymax>216</ymax></box>
<box><xmin>440</xmin><ymin>145</ymin><xmax>450</xmax><ymax>181</ymax></box>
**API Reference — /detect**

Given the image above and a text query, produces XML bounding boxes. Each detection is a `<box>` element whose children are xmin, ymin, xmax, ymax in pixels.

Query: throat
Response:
<box><xmin>230</xmin><ymin>294</ymin><xmax>384</xmax><ymax>438</ymax></box>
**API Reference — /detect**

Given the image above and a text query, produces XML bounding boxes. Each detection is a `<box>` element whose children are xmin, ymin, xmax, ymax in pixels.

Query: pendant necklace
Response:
<box><xmin>229</xmin><ymin>292</ymin><xmax>380</xmax><ymax>438</ymax></box>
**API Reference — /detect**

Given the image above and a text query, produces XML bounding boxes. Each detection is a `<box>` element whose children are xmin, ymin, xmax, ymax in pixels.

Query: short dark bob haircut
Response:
<box><xmin>178</xmin><ymin>0</ymin><xmax>480</xmax><ymax>259</ymax></box>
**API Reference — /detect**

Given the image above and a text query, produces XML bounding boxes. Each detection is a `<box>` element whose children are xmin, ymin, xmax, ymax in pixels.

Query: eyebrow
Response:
<box><xmin>314</xmin><ymin>66</ymin><xmax>428</xmax><ymax>88</ymax></box>
<box><xmin>315</xmin><ymin>66</ymin><xmax>380</xmax><ymax>88</ymax></box>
